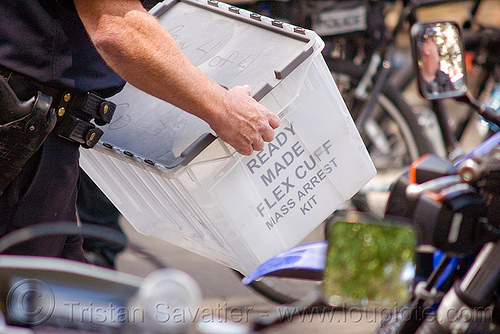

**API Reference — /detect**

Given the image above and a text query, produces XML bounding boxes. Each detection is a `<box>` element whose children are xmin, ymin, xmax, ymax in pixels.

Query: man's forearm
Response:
<box><xmin>74</xmin><ymin>0</ymin><xmax>226</xmax><ymax>125</ymax></box>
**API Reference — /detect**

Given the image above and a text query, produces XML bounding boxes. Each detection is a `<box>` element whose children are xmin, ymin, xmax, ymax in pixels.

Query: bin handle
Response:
<box><xmin>170</xmin><ymin>132</ymin><xmax>217</xmax><ymax>168</ymax></box>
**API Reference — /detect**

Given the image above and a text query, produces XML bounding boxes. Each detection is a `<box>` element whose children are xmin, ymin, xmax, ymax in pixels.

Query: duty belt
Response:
<box><xmin>0</xmin><ymin>66</ymin><xmax>116</xmax><ymax>148</ymax></box>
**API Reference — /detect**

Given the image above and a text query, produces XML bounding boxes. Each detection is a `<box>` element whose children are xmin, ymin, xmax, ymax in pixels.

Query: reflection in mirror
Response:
<box><xmin>412</xmin><ymin>21</ymin><xmax>467</xmax><ymax>100</ymax></box>
<box><xmin>322</xmin><ymin>213</ymin><xmax>417</xmax><ymax>309</ymax></box>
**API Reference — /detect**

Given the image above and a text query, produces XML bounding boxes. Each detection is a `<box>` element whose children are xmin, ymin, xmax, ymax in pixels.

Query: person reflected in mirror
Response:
<box><xmin>420</xmin><ymin>29</ymin><xmax>455</xmax><ymax>95</ymax></box>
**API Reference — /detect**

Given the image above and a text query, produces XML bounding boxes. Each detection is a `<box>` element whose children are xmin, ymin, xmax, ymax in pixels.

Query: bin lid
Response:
<box><xmin>99</xmin><ymin>0</ymin><xmax>320</xmax><ymax>170</ymax></box>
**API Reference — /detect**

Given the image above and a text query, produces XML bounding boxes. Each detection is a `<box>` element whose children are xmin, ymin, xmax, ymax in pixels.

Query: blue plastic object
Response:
<box><xmin>242</xmin><ymin>241</ymin><xmax>327</xmax><ymax>285</ymax></box>
<box><xmin>432</xmin><ymin>250</ymin><xmax>460</xmax><ymax>289</ymax></box>
<box><xmin>453</xmin><ymin>131</ymin><xmax>500</xmax><ymax>166</ymax></box>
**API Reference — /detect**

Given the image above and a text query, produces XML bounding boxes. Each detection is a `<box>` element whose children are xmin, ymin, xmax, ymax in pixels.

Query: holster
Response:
<box><xmin>0</xmin><ymin>77</ymin><xmax>56</xmax><ymax>196</ymax></box>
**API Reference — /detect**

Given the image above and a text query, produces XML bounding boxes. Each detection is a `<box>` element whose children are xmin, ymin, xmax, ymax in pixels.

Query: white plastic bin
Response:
<box><xmin>80</xmin><ymin>0</ymin><xmax>376</xmax><ymax>274</ymax></box>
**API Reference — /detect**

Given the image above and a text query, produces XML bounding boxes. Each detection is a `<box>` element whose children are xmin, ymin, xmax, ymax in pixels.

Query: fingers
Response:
<box><xmin>239</xmin><ymin>125</ymin><xmax>273</xmax><ymax>156</ymax></box>
<box><xmin>234</xmin><ymin>85</ymin><xmax>280</xmax><ymax>130</ymax></box>
<box><xmin>242</xmin><ymin>106</ymin><xmax>280</xmax><ymax>156</ymax></box>
<box><xmin>252</xmin><ymin>137</ymin><xmax>265</xmax><ymax>152</ymax></box>
<box><xmin>237</xmin><ymin>146</ymin><xmax>253</xmax><ymax>156</ymax></box>
<box><xmin>269</xmin><ymin>113</ymin><xmax>280</xmax><ymax>129</ymax></box>
<box><xmin>242</xmin><ymin>110</ymin><xmax>279</xmax><ymax>155</ymax></box>
<box><xmin>218</xmin><ymin>85</ymin><xmax>282</xmax><ymax>156</ymax></box>
<box><xmin>261</xmin><ymin>126</ymin><xmax>275</xmax><ymax>143</ymax></box>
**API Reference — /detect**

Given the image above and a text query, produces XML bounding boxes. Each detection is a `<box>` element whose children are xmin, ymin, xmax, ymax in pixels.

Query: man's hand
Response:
<box><xmin>209</xmin><ymin>86</ymin><xmax>280</xmax><ymax>156</ymax></box>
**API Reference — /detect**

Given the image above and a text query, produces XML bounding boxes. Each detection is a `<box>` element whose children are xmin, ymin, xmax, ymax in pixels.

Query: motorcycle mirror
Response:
<box><xmin>322</xmin><ymin>212</ymin><xmax>417</xmax><ymax>308</ymax></box>
<box><xmin>411</xmin><ymin>21</ymin><xmax>467</xmax><ymax>100</ymax></box>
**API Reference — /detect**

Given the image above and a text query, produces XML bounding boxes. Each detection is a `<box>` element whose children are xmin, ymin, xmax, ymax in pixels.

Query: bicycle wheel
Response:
<box><xmin>242</xmin><ymin>58</ymin><xmax>434</xmax><ymax>305</ymax></box>
<box><xmin>327</xmin><ymin>58</ymin><xmax>434</xmax><ymax>215</ymax></box>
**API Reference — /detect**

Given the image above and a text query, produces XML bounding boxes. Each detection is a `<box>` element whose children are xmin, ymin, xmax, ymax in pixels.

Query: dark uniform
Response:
<box><xmin>424</xmin><ymin>69</ymin><xmax>456</xmax><ymax>95</ymax></box>
<box><xmin>0</xmin><ymin>1</ymin><xmax>125</xmax><ymax>259</ymax></box>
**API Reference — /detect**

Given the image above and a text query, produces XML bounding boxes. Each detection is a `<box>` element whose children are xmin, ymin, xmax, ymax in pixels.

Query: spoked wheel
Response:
<box><xmin>327</xmin><ymin>58</ymin><xmax>434</xmax><ymax>216</ymax></box>
<box><xmin>241</xmin><ymin>58</ymin><xmax>434</xmax><ymax>305</ymax></box>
